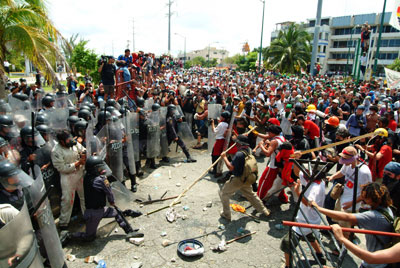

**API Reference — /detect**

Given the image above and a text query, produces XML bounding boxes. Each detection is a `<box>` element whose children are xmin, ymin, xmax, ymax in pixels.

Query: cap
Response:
<box><xmin>357</xmin><ymin>105</ymin><xmax>365</xmax><ymax>110</ymax></box>
<box><xmin>268</xmin><ymin>118</ymin><xmax>280</xmax><ymax>126</ymax></box>
<box><xmin>267</xmin><ymin>124</ymin><xmax>282</xmax><ymax>135</ymax></box>
<box><xmin>384</xmin><ymin>162</ymin><xmax>400</xmax><ymax>176</ymax></box>
<box><xmin>339</xmin><ymin>146</ymin><xmax>357</xmax><ymax>159</ymax></box>
<box><xmin>286</xmin><ymin>104</ymin><xmax>293</xmax><ymax>109</ymax></box>
<box><xmin>332</xmin><ymin>99</ymin><xmax>339</xmax><ymax>104</ymax></box>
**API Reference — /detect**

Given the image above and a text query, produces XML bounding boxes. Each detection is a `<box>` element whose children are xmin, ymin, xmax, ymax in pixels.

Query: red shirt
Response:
<box><xmin>377</xmin><ymin>145</ymin><xmax>392</xmax><ymax>179</ymax></box>
<box><xmin>388</xmin><ymin>120</ymin><xmax>397</xmax><ymax>132</ymax></box>
<box><xmin>303</xmin><ymin>120</ymin><xmax>320</xmax><ymax>139</ymax></box>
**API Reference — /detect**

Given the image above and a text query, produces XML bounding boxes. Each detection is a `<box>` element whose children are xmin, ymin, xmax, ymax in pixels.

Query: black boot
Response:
<box><xmin>123</xmin><ymin>209</ymin><xmax>142</xmax><ymax>218</ymax></box>
<box><xmin>135</xmin><ymin>161</ymin><xmax>143</xmax><ymax>177</ymax></box>
<box><xmin>160</xmin><ymin>156</ymin><xmax>170</xmax><ymax>163</ymax></box>
<box><xmin>149</xmin><ymin>158</ymin><xmax>157</xmax><ymax>169</ymax></box>
<box><xmin>123</xmin><ymin>226</ymin><xmax>144</xmax><ymax>240</ymax></box>
<box><xmin>129</xmin><ymin>174</ymin><xmax>137</xmax><ymax>192</ymax></box>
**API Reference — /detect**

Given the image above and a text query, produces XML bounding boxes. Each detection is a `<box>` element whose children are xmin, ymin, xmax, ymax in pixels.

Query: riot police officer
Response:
<box><xmin>166</xmin><ymin>104</ymin><xmax>196</xmax><ymax>163</ymax></box>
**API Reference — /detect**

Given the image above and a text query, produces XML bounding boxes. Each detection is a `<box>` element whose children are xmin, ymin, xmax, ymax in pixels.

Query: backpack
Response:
<box><xmin>239</xmin><ymin>149</ymin><xmax>258</xmax><ymax>185</ymax></box>
<box><xmin>375</xmin><ymin>207</ymin><xmax>400</xmax><ymax>249</ymax></box>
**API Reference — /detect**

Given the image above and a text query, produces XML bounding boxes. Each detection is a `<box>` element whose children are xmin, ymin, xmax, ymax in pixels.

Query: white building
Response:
<box><xmin>177</xmin><ymin>47</ymin><xmax>229</xmax><ymax>64</ymax></box>
<box><xmin>271</xmin><ymin>12</ymin><xmax>400</xmax><ymax>77</ymax></box>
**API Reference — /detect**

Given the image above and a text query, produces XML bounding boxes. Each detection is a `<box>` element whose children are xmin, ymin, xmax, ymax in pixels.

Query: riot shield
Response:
<box><xmin>159</xmin><ymin>107</ymin><xmax>169</xmax><ymax>158</ymax></box>
<box><xmin>92</xmin><ymin>126</ymin><xmax>107</xmax><ymax>158</ymax></box>
<box><xmin>110</xmin><ymin>180</ymin><xmax>135</xmax><ymax>210</ymax></box>
<box><xmin>129</xmin><ymin>113</ymin><xmax>140</xmax><ymax>163</ymax></box>
<box><xmin>146</xmin><ymin>111</ymin><xmax>161</xmax><ymax>158</ymax></box>
<box><xmin>106</xmin><ymin>121</ymin><xmax>124</xmax><ymax>182</ymax></box>
<box><xmin>45</xmin><ymin>108</ymin><xmax>68</xmax><ymax>131</ymax></box>
<box><xmin>207</xmin><ymin>104</ymin><xmax>222</xmax><ymax>152</ymax></box>
<box><xmin>0</xmin><ymin>202</ymin><xmax>44</xmax><ymax>268</ymax></box>
<box><xmin>54</xmin><ymin>94</ymin><xmax>68</xmax><ymax>109</ymax></box>
<box><xmin>9</xmin><ymin>98</ymin><xmax>32</xmax><ymax>129</ymax></box>
<box><xmin>27</xmin><ymin>165</ymin><xmax>64</xmax><ymax>268</ymax></box>
<box><xmin>121</xmin><ymin>111</ymin><xmax>136</xmax><ymax>175</ymax></box>
<box><xmin>67</xmin><ymin>93</ymin><xmax>77</xmax><ymax>107</ymax></box>
<box><xmin>144</xmin><ymin>98</ymin><xmax>154</xmax><ymax>111</ymax></box>
<box><xmin>176</xmin><ymin>106</ymin><xmax>195</xmax><ymax>144</ymax></box>
<box><xmin>34</xmin><ymin>144</ymin><xmax>61</xmax><ymax>216</ymax></box>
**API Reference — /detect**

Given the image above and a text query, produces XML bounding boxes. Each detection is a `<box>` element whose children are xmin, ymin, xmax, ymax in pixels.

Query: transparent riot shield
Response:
<box><xmin>34</xmin><ymin>145</ymin><xmax>61</xmax><ymax>216</ymax></box>
<box><xmin>106</xmin><ymin>122</ymin><xmax>124</xmax><ymax>182</ymax></box>
<box><xmin>159</xmin><ymin>107</ymin><xmax>169</xmax><ymax>158</ymax></box>
<box><xmin>146</xmin><ymin>111</ymin><xmax>161</xmax><ymax>158</ymax></box>
<box><xmin>67</xmin><ymin>93</ymin><xmax>77</xmax><ymax>107</ymax></box>
<box><xmin>207</xmin><ymin>104</ymin><xmax>222</xmax><ymax>152</ymax></box>
<box><xmin>9</xmin><ymin>98</ymin><xmax>32</xmax><ymax>129</ymax></box>
<box><xmin>0</xmin><ymin>202</ymin><xmax>44</xmax><ymax>268</ymax></box>
<box><xmin>27</xmin><ymin>166</ymin><xmax>64</xmax><ymax>268</ymax></box>
<box><xmin>176</xmin><ymin>105</ymin><xmax>195</xmax><ymax>144</ymax></box>
<box><xmin>144</xmin><ymin>98</ymin><xmax>154</xmax><ymax>111</ymax></box>
<box><xmin>93</xmin><ymin>126</ymin><xmax>107</xmax><ymax>159</ymax></box>
<box><xmin>129</xmin><ymin>113</ymin><xmax>140</xmax><ymax>163</ymax></box>
<box><xmin>46</xmin><ymin>108</ymin><xmax>68</xmax><ymax>131</ymax></box>
<box><xmin>121</xmin><ymin>111</ymin><xmax>136</xmax><ymax>175</ymax></box>
<box><xmin>54</xmin><ymin>94</ymin><xmax>69</xmax><ymax>109</ymax></box>
<box><xmin>110</xmin><ymin>181</ymin><xmax>135</xmax><ymax>210</ymax></box>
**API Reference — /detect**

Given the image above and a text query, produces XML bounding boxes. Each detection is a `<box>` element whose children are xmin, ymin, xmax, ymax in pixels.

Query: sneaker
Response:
<box><xmin>219</xmin><ymin>211</ymin><xmax>231</xmax><ymax>221</ymax></box>
<box><xmin>160</xmin><ymin>157</ymin><xmax>170</xmax><ymax>163</ymax></box>
<box><xmin>123</xmin><ymin>209</ymin><xmax>142</xmax><ymax>218</ymax></box>
<box><xmin>185</xmin><ymin>157</ymin><xmax>197</xmax><ymax>163</ymax></box>
<box><xmin>126</xmin><ymin>231</ymin><xmax>144</xmax><ymax>240</ymax></box>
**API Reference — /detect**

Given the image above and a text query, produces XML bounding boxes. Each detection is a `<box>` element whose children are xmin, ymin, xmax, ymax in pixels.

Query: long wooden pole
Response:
<box><xmin>283</xmin><ymin>221</ymin><xmax>400</xmax><ymax>237</ymax></box>
<box><xmin>291</xmin><ymin>131</ymin><xmax>377</xmax><ymax>157</ymax></box>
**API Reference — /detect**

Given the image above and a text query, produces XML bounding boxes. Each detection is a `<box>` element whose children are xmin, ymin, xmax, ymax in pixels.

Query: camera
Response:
<box><xmin>98</xmin><ymin>55</ymin><xmax>109</xmax><ymax>66</ymax></box>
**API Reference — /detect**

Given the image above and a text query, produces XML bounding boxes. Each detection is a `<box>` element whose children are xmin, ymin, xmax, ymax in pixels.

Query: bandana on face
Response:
<box><xmin>339</xmin><ymin>155</ymin><xmax>357</xmax><ymax>165</ymax></box>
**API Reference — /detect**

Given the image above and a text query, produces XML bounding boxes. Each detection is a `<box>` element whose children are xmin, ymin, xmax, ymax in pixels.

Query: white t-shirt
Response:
<box><xmin>213</xmin><ymin>121</ymin><xmax>228</xmax><ymax>140</ymax></box>
<box><xmin>293</xmin><ymin>172</ymin><xmax>326</xmax><ymax>236</ymax></box>
<box><xmin>4</xmin><ymin>61</ymin><xmax>10</xmax><ymax>68</ymax></box>
<box><xmin>340</xmin><ymin>163</ymin><xmax>372</xmax><ymax>210</ymax></box>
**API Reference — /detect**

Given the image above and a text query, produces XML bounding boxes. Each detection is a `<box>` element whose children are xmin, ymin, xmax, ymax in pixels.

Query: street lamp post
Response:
<box><xmin>258</xmin><ymin>0</ymin><xmax>265</xmax><ymax>72</ymax></box>
<box><xmin>175</xmin><ymin>33</ymin><xmax>186</xmax><ymax>68</ymax></box>
<box><xmin>346</xmin><ymin>25</ymin><xmax>358</xmax><ymax>77</ymax></box>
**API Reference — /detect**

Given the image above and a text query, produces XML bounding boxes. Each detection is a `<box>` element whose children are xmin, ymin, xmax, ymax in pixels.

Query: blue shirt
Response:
<box><xmin>117</xmin><ymin>55</ymin><xmax>132</xmax><ymax>67</ymax></box>
<box><xmin>346</xmin><ymin>114</ymin><xmax>366</xmax><ymax>136</ymax></box>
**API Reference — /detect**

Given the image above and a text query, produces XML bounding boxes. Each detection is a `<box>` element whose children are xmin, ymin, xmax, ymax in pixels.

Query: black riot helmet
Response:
<box><xmin>78</xmin><ymin>109</ymin><xmax>91</xmax><ymax>122</ymax></box>
<box><xmin>0</xmin><ymin>136</ymin><xmax>8</xmax><ymax>148</ymax></box>
<box><xmin>85</xmin><ymin>156</ymin><xmax>111</xmax><ymax>177</ymax></box>
<box><xmin>0</xmin><ymin>115</ymin><xmax>18</xmax><ymax>140</ymax></box>
<box><xmin>67</xmin><ymin>115</ymin><xmax>80</xmax><ymax>126</ymax></box>
<box><xmin>106</xmin><ymin>99</ymin><xmax>117</xmax><ymax>108</ymax></box>
<box><xmin>35</xmin><ymin>113</ymin><xmax>49</xmax><ymax>126</ymax></box>
<box><xmin>20</xmin><ymin>126</ymin><xmax>44</xmax><ymax>147</ymax></box>
<box><xmin>98</xmin><ymin>111</ymin><xmax>112</xmax><ymax>124</ymax></box>
<box><xmin>136</xmin><ymin>97</ymin><xmax>145</xmax><ymax>108</ymax></box>
<box><xmin>42</xmin><ymin>95</ymin><xmax>55</xmax><ymax>108</ymax></box>
<box><xmin>68</xmin><ymin>106</ymin><xmax>78</xmax><ymax>116</ymax></box>
<box><xmin>36</xmin><ymin>124</ymin><xmax>53</xmax><ymax>139</ymax></box>
<box><xmin>0</xmin><ymin>160</ymin><xmax>33</xmax><ymax>191</ymax></box>
<box><xmin>152</xmin><ymin>103</ymin><xmax>161</xmax><ymax>112</ymax></box>
<box><xmin>118</xmin><ymin>98</ymin><xmax>127</xmax><ymax>107</ymax></box>
<box><xmin>88</xmin><ymin>103</ymin><xmax>96</xmax><ymax>113</ymax></box>
<box><xmin>13</xmin><ymin>92</ymin><xmax>29</xmax><ymax>101</ymax></box>
<box><xmin>79</xmin><ymin>105</ymin><xmax>91</xmax><ymax>112</ymax></box>
<box><xmin>74</xmin><ymin>119</ymin><xmax>88</xmax><ymax>136</ymax></box>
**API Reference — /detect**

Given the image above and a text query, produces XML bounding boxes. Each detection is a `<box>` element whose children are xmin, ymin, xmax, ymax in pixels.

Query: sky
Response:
<box><xmin>48</xmin><ymin>0</ymin><xmax>393</xmax><ymax>58</ymax></box>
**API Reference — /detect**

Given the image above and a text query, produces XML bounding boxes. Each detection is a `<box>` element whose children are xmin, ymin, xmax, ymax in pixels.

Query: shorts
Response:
<box><xmin>280</xmin><ymin>230</ymin><xmax>316</xmax><ymax>254</ymax></box>
<box><xmin>103</xmin><ymin>85</ymin><xmax>115</xmax><ymax>95</ymax></box>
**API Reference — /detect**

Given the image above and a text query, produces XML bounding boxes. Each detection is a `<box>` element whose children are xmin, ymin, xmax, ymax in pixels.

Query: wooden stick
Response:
<box><xmin>283</xmin><ymin>221</ymin><xmax>400</xmax><ymax>237</ymax></box>
<box><xmin>146</xmin><ymin>201</ymin><xmax>181</xmax><ymax>216</ymax></box>
<box><xmin>291</xmin><ymin>132</ymin><xmax>376</xmax><ymax>157</ymax></box>
<box><xmin>168</xmin><ymin>127</ymin><xmax>258</xmax><ymax>208</ymax></box>
<box><xmin>226</xmin><ymin>231</ymin><xmax>257</xmax><ymax>244</ymax></box>
<box><xmin>140</xmin><ymin>195</ymin><xmax>179</xmax><ymax>205</ymax></box>
<box><xmin>238</xmin><ymin>211</ymin><xmax>260</xmax><ymax>223</ymax></box>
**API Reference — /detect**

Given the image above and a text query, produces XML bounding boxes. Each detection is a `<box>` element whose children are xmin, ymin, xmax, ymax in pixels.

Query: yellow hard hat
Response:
<box><xmin>306</xmin><ymin>104</ymin><xmax>316</xmax><ymax>112</ymax></box>
<box><xmin>374</xmin><ymin>128</ymin><xmax>388</xmax><ymax>137</ymax></box>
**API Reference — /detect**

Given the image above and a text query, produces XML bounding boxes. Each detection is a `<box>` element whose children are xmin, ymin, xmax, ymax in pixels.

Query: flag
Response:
<box><xmin>385</xmin><ymin>67</ymin><xmax>400</xmax><ymax>88</ymax></box>
<box><xmin>389</xmin><ymin>0</ymin><xmax>400</xmax><ymax>31</ymax></box>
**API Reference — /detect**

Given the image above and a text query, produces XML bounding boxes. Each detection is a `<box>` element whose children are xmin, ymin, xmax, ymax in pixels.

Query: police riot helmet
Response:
<box><xmin>42</xmin><ymin>95</ymin><xmax>55</xmax><ymax>108</ymax></box>
<box><xmin>152</xmin><ymin>103</ymin><xmax>161</xmax><ymax>111</ymax></box>
<box><xmin>85</xmin><ymin>156</ymin><xmax>112</xmax><ymax>177</ymax></box>
<box><xmin>78</xmin><ymin>109</ymin><xmax>91</xmax><ymax>121</ymax></box>
<box><xmin>136</xmin><ymin>97</ymin><xmax>145</xmax><ymax>108</ymax></box>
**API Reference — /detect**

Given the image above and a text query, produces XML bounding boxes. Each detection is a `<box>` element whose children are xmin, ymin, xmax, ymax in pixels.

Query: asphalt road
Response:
<box><xmin>63</xmin><ymin>146</ymin><xmax>363</xmax><ymax>268</ymax></box>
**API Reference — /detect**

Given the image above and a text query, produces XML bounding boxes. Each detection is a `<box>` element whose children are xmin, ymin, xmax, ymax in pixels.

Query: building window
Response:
<box><xmin>323</xmin><ymin>46</ymin><xmax>326</xmax><ymax>53</ymax></box>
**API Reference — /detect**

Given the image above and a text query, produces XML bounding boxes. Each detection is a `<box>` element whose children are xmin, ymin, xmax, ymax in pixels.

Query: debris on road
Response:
<box><xmin>129</xmin><ymin>237</ymin><xmax>145</xmax><ymax>246</ymax></box>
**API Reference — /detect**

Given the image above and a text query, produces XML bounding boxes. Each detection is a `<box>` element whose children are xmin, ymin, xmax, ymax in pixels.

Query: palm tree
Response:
<box><xmin>0</xmin><ymin>0</ymin><xmax>69</xmax><ymax>97</ymax></box>
<box><xmin>265</xmin><ymin>23</ymin><xmax>311</xmax><ymax>74</ymax></box>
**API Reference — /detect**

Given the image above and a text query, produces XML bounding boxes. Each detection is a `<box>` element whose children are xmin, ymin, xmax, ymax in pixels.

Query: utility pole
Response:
<box><xmin>310</xmin><ymin>0</ymin><xmax>323</xmax><ymax>76</ymax></box>
<box><xmin>112</xmin><ymin>41</ymin><xmax>114</xmax><ymax>56</ymax></box>
<box><xmin>168</xmin><ymin>0</ymin><xmax>173</xmax><ymax>55</ymax></box>
<box><xmin>127</xmin><ymin>40</ymin><xmax>130</xmax><ymax>50</ymax></box>
<box><xmin>132</xmin><ymin>18</ymin><xmax>136</xmax><ymax>52</ymax></box>
<box><xmin>258</xmin><ymin>0</ymin><xmax>265</xmax><ymax>71</ymax></box>
<box><xmin>373</xmin><ymin>0</ymin><xmax>387</xmax><ymax>76</ymax></box>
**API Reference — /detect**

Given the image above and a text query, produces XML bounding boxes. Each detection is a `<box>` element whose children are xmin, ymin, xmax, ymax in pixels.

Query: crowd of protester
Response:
<box><xmin>1</xmin><ymin>48</ymin><xmax>400</xmax><ymax>267</ymax></box>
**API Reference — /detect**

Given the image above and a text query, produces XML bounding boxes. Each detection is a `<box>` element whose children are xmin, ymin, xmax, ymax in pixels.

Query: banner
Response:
<box><xmin>389</xmin><ymin>0</ymin><xmax>400</xmax><ymax>31</ymax></box>
<box><xmin>385</xmin><ymin>67</ymin><xmax>400</xmax><ymax>88</ymax></box>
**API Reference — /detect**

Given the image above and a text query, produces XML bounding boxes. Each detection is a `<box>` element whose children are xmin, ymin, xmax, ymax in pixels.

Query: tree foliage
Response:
<box><xmin>71</xmin><ymin>41</ymin><xmax>98</xmax><ymax>74</ymax></box>
<box><xmin>388</xmin><ymin>58</ymin><xmax>400</xmax><ymax>72</ymax></box>
<box><xmin>0</xmin><ymin>0</ymin><xmax>69</xmax><ymax>95</ymax></box>
<box><xmin>184</xmin><ymin>56</ymin><xmax>217</xmax><ymax>68</ymax></box>
<box><xmin>264</xmin><ymin>23</ymin><xmax>311</xmax><ymax>74</ymax></box>
<box><xmin>232</xmin><ymin>52</ymin><xmax>258</xmax><ymax>72</ymax></box>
